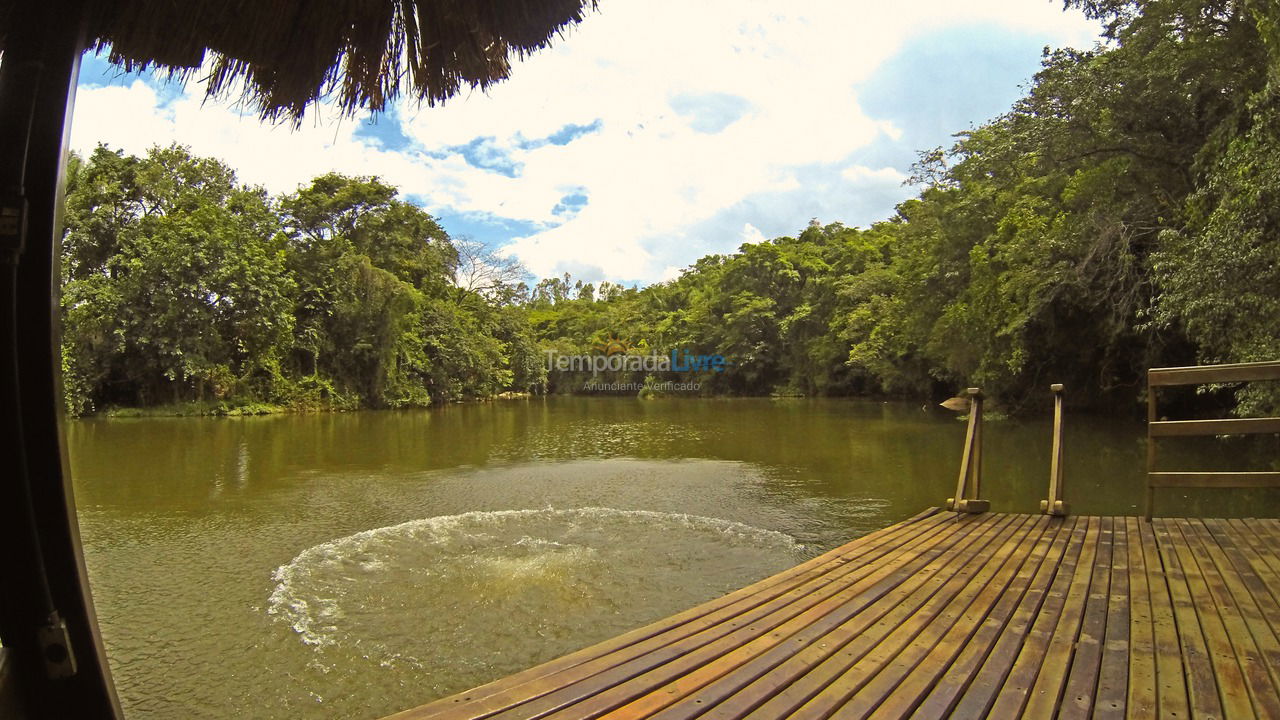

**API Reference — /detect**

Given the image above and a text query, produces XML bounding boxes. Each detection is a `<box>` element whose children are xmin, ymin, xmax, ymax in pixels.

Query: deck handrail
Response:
<box><xmin>947</xmin><ymin>388</ymin><xmax>989</xmax><ymax>514</ymax></box>
<box><xmin>1040</xmin><ymin>384</ymin><xmax>1069</xmax><ymax>517</ymax></box>
<box><xmin>1144</xmin><ymin>360</ymin><xmax>1280</xmax><ymax>520</ymax></box>
<box><xmin>1148</xmin><ymin>359</ymin><xmax>1280</xmax><ymax>386</ymax></box>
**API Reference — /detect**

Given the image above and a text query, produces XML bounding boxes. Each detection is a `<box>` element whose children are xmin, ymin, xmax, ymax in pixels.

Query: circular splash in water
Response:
<box><xmin>267</xmin><ymin>508</ymin><xmax>807</xmax><ymax>680</ymax></box>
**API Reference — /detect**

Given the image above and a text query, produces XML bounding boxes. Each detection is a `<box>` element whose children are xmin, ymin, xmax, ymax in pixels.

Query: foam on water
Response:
<box><xmin>267</xmin><ymin>507</ymin><xmax>807</xmax><ymax>674</ymax></box>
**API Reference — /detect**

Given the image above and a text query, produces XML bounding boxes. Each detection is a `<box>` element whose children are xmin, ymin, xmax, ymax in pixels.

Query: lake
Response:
<box><xmin>67</xmin><ymin>397</ymin><xmax>1279</xmax><ymax>718</ymax></box>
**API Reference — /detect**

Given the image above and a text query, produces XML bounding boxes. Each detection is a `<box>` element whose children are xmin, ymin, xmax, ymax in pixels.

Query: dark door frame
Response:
<box><xmin>0</xmin><ymin>1</ymin><xmax>122</xmax><ymax>716</ymax></box>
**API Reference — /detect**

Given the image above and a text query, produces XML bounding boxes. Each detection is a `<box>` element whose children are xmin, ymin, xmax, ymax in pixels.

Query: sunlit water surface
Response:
<box><xmin>68</xmin><ymin>397</ymin><xmax>1280</xmax><ymax>718</ymax></box>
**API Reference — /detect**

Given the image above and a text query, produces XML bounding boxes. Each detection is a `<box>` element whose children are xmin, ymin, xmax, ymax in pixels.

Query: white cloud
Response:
<box><xmin>740</xmin><ymin>223</ymin><xmax>768</xmax><ymax>245</ymax></box>
<box><xmin>69</xmin><ymin>0</ymin><xmax>1101</xmax><ymax>283</ymax></box>
<box><xmin>842</xmin><ymin>165</ymin><xmax>909</xmax><ymax>184</ymax></box>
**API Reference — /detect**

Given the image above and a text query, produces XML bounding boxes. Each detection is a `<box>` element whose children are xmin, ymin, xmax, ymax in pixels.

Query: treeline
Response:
<box><xmin>60</xmin><ymin>147</ymin><xmax>546</xmax><ymax>416</ymax></box>
<box><xmin>60</xmin><ymin>0</ymin><xmax>1280</xmax><ymax>416</ymax></box>
<box><xmin>527</xmin><ymin>0</ymin><xmax>1280</xmax><ymax>415</ymax></box>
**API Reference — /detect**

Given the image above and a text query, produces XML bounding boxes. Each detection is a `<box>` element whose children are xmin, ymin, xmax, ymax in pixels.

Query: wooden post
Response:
<box><xmin>1145</xmin><ymin>381</ymin><xmax>1158</xmax><ymax>521</ymax></box>
<box><xmin>969</xmin><ymin>389</ymin><xmax>983</xmax><ymax>500</ymax></box>
<box><xmin>1040</xmin><ymin>384</ymin><xmax>1069</xmax><ymax>516</ymax></box>
<box><xmin>949</xmin><ymin>403</ymin><xmax>975</xmax><ymax>510</ymax></box>
<box><xmin>947</xmin><ymin>388</ymin><xmax>989</xmax><ymax>514</ymax></box>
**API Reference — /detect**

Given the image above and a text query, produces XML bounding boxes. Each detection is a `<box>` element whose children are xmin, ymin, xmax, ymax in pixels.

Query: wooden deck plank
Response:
<box><xmin>822</xmin><ymin>516</ymin><xmax>1050</xmax><ymax>719</ymax></box>
<box><xmin>1204</xmin><ymin>519</ymin><xmax>1280</xmax><ymax>652</ymax></box>
<box><xmin>647</xmin><ymin>515</ymin><xmax>1025</xmax><ymax>720</ymax></box>
<box><xmin>1236</xmin><ymin>520</ymin><xmax>1280</xmax><ymax>568</ymax></box>
<box><xmin>1227</xmin><ymin>519</ymin><xmax>1280</xmax><ymax>614</ymax></box>
<box><xmin>630</xmin><ymin>514</ymin><xmax>1025</xmax><ymax>720</ymax></box>
<box><xmin>1152</xmin><ymin>519</ymin><xmax>1230</xmax><ymax>719</ymax></box>
<box><xmin>527</xmin><ymin>515</ymin><xmax>1003</xmax><ymax>720</ymax></box>
<box><xmin>1058</xmin><ymin>516</ymin><xmax>1116</xmax><ymax>720</ymax></box>
<box><xmin>1162</xmin><ymin>518</ymin><xmax>1260</xmax><ymax>719</ymax></box>
<box><xmin>1123</xmin><ymin>517</ymin><xmax>1157</xmax><ymax>720</ymax></box>
<box><xmin>1242</xmin><ymin>518</ymin><xmax>1280</xmax><ymax>555</ymax></box>
<box><xmin>1175</xmin><ymin>519</ymin><xmax>1280</xmax><ymax>718</ymax></box>
<box><xmin>660</xmin><ymin>514</ymin><xmax>1026</xmax><ymax>720</ymax></box>
<box><xmin>955</xmin><ymin>516</ymin><xmax>1091</xmax><ymax>719</ymax></box>
<box><xmin>1136</xmin><ymin>515</ymin><xmax>1190</xmax><ymax>720</ymax></box>
<box><xmin>847</xmin><ymin>517</ymin><xmax>1058</xmax><ymax>719</ymax></box>
<box><xmin>714</xmin><ymin>515</ymin><xmax>1021</xmax><ymax>720</ymax></box>
<box><xmin>753</xmin><ymin>516</ymin><xmax>1030</xmax><ymax>718</ymax></box>
<box><xmin>389</xmin><ymin>511</ymin><xmax>1280</xmax><ymax>720</ymax></box>
<box><xmin>908</xmin><ymin>517</ymin><xmax>1077</xmax><ymax>720</ymax></box>
<box><xmin>1093</xmin><ymin>517</ymin><xmax>1131</xmax><ymax>720</ymax></box>
<box><xmin>1014</xmin><ymin>515</ymin><xmax>1104</xmax><ymax>719</ymax></box>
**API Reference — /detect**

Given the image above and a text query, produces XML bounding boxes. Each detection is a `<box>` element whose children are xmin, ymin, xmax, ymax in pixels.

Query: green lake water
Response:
<box><xmin>67</xmin><ymin>397</ymin><xmax>1280</xmax><ymax>718</ymax></box>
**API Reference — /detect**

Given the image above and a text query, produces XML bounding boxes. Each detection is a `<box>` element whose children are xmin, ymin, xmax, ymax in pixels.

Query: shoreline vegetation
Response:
<box><xmin>92</xmin><ymin>391</ymin><xmax>537</xmax><ymax>419</ymax></box>
<box><xmin>61</xmin><ymin>1</ymin><xmax>1280</xmax><ymax>420</ymax></box>
<box><xmin>83</xmin><ymin>395</ymin><xmax>1021</xmax><ymax>421</ymax></box>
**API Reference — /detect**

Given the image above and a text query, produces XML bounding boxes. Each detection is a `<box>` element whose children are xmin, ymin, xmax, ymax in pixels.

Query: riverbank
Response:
<box><xmin>94</xmin><ymin>392</ymin><xmax>535</xmax><ymax>419</ymax></box>
<box><xmin>88</xmin><ymin>392</ymin><xmax>1036</xmax><ymax>421</ymax></box>
<box><xmin>99</xmin><ymin>401</ymin><xmax>289</xmax><ymax>418</ymax></box>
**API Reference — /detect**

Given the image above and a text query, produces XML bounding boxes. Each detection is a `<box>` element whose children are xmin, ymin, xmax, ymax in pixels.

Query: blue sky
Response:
<box><xmin>71</xmin><ymin>1</ymin><xmax>1101</xmax><ymax>285</ymax></box>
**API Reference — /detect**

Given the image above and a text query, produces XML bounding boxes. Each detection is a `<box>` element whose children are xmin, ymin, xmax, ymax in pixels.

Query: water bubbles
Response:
<box><xmin>267</xmin><ymin>507</ymin><xmax>807</xmax><ymax>689</ymax></box>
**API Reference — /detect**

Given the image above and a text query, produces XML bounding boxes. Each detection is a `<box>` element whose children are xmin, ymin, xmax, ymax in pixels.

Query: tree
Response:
<box><xmin>61</xmin><ymin>145</ymin><xmax>295</xmax><ymax>413</ymax></box>
<box><xmin>61</xmin><ymin>152</ymin><xmax>539</xmax><ymax>414</ymax></box>
<box><xmin>452</xmin><ymin>235</ymin><xmax>529</xmax><ymax>302</ymax></box>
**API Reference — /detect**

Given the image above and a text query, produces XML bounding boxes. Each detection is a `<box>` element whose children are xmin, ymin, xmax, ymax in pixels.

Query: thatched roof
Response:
<box><xmin>1</xmin><ymin>0</ymin><xmax>595</xmax><ymax>122</ymax></box>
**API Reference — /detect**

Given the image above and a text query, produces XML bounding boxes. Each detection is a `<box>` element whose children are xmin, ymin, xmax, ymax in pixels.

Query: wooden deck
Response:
<box><xmin>387</xmin><ymin>509</ymin><xmax>1280</xmax><ymax>720</ymax></box>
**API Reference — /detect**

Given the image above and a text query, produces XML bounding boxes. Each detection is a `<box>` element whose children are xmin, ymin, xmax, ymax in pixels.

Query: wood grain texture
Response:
<box><xmin>385</xmin><ymin>512</ymin><xmax>1280</xmax><ymax>720</ymax></box>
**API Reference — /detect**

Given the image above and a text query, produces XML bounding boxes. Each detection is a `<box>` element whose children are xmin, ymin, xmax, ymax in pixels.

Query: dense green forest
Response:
<box><xmin>59</xmin><ymin>0</ymin><xmax>1280</xmax><ymax>416</ymax></box>
<box><xmin>59</xmin><ymin>150</ymin><xmax>546</xmax><ymax>415</ymax></box>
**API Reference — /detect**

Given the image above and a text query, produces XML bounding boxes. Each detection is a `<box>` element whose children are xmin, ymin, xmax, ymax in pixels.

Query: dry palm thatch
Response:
<box><xmin>0</xmin><ymin>0</ymin><xmax>596</xmax><ymax>122</ymax></box>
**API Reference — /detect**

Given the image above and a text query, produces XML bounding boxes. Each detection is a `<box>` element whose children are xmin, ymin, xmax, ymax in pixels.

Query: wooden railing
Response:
<box><xmin>1145</xmin><ymin>360</ymin><xmax>1280</xmax><ymax>520</ymax></box>
<box><xmin>1040</xmin><ymin>384</ymin><xmax>1069</xmax><ymax>517</ymax></box>
<box><xmin>947</xmin><ymin>388</ymin><xmax>990</xmax><ymax>514</ymax></box>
